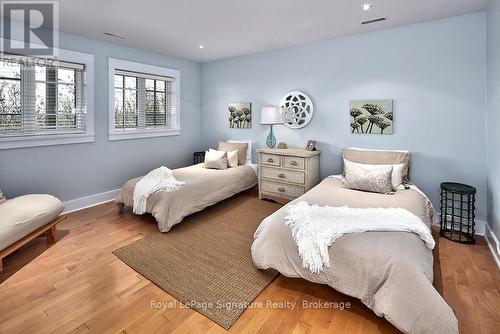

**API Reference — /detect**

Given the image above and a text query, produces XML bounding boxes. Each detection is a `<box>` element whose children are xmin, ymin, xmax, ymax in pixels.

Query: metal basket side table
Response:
<box><xmin>193</xmin><ymin>151</ymin><xmax>205</xmax><ymax>165</ymax></box>
<box><xmin>439</xmin><ymin>182</ymin><xmax>476</xmax><ymax>244</ymax></box>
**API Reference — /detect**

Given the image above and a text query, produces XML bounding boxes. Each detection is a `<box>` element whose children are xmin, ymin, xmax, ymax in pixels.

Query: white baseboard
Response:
<box><xmin>62</xmin><ymin>188</ymin><xmax>120</xmax><ymax>214</ymax></box>
<box><xmin>485</xmin><ymin>223</ymin><xmax>500</xmax><ymax>269</ymax></box>
<box><xmin>433</xmin><ymin>211</ymin><xmax>499</xmax><ymax>268</ymax></box>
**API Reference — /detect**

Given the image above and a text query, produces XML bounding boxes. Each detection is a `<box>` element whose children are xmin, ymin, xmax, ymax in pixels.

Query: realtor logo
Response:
<box><xmin>1</xmin><ymin>1</ymin><xmax>59</xmax><ymax>56</ymax></box>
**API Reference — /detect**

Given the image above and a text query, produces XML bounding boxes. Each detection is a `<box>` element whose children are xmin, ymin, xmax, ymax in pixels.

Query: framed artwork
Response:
<box><xmin>305</xmin><ymin>140</ymin><xmax>317</xmax><ymax>151</ymax></box>
<box><xmin>350</xmin><ymin>99</ymin><xmax>393</xmax><ymax>134</ymax></box>
<box><xmin>228</xmin><ymin>102</ymin><xmax>251</xmax><ymax>128</ymax></box>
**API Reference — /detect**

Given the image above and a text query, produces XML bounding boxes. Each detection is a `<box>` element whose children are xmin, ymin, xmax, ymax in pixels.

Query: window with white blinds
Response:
<box><xmin>0</xmin><ymin>46</ymin><xmax>94</xmax><ymax>149</ymax></box>
<box><xmin>108</xmin><ymin>58</ymin><xmax>180</xmax><ymax>140</ymax></box>
<box><xmin>114</xmin><ymin>70</ymin><xmax>172</xmax><ymax>129</ymax></box>
<box><xmin>0</xmin><ymin>56</ymin><xmax>86</xmax><ymax>136</ymax></box>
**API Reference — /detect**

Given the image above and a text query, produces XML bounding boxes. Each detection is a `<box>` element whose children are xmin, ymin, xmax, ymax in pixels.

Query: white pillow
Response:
<box><xmin>210</xmin><ymin>148</ymin><xmax>238</xmax><ymax>167</ymax></box>
<box><xmin>343</xmin><ymin>159</ymin><xmax>404</xmax><ymax>189</ymax></box>
<box><xmin>226</xmin><ymin>150</ymin><xmax>238</xmax><ymax>168</ymax></box>
<box><xmin>227</xmin><ymin>140</ymin><xmax>252</xmax><ymax>164</ymax></box>
<box><xmin>204</xmin><ymin>150</ymin><xmax>228</xmax><ymax>169</ymax></box>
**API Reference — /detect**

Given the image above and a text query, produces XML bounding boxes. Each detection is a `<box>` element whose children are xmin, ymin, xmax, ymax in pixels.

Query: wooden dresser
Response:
<box><xmin>257</xmin><ymin>148</ymin><xmax>320</xmax><ymax>204</ymax></box>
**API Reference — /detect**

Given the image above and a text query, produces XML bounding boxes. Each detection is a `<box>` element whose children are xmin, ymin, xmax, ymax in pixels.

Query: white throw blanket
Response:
<box><xmin>133</xmin><ymin>166</ymin><xmax>185</xmax><ymax>214</ymax></box>
<box><xmin>284</xmin><ymin>201</ymin><xmax>435</xmax><ymax>273</ymax></box>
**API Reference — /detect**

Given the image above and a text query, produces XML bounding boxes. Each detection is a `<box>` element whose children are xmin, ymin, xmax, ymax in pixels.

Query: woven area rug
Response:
<box><xmin>113</xmin><ymin>189</ymin><xmax>280</xmax><ymax>330</ymax></box>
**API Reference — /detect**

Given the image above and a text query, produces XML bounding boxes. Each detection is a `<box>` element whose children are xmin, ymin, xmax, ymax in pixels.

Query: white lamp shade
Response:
<box><xmin>260</xmin><ymin>107</ymin><xmax>283</xmax><ymax>125</ymax></box>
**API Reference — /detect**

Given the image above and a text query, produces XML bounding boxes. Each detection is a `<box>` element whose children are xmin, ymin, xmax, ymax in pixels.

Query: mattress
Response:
<box><xmin>116</xmin><ymin>163</ymin><xmax>258</xmax><ymax>232</ymax></box>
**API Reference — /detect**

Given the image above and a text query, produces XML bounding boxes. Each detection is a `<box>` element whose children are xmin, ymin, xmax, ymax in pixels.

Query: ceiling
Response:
<box><xmin>40</xmin><ymin>0</ymin><xmax>493</xmax><ymax>62</ymax></box>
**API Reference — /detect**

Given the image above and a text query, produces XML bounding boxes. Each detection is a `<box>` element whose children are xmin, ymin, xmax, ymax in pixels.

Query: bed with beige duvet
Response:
<box><xmin>116</xmin><ymin>163</ymin><xmax>258</xmax><ymax>232</ymax></box>
<box><xmin>251</xmin><ymin>149</ymin><xmax>458</xmax><ymax>334</ymax></box>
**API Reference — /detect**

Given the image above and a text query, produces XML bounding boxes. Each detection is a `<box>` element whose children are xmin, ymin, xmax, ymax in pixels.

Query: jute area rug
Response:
<box><xmin>113</xmin><ymin>189</ymin><xmax>281</xmax><ymax>330</ymax></box>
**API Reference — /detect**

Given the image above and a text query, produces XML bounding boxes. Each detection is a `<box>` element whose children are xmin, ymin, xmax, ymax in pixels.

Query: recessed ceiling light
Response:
<box><xmin>199</xmin><ymin>45</ymin><xmax>204</xmax><ymax>49</ymax></box>
<box><xmin>362</xmin><ymin>3</ymin><xmax>372</xmax><ymax>11</ymax></box>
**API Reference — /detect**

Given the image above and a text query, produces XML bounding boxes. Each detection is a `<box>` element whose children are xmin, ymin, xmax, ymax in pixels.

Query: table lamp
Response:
<box><xmin>260</xmin><ymin>107</ymin><xmax>283</xmax><ymax>148</ymax></box>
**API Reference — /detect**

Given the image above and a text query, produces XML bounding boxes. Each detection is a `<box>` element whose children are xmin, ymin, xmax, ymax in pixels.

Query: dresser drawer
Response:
<box><xmin>261</xmin><ymin>180</ymin><xmax>305</xmax><ymax>198</ymax></box>
<box><xmin>261</xmin><ymin>167</ymin><xmax>305</xmax><ymax>184</ymax></box>
<box><xmin>260</xmin><ymin>153</ymin><xmax>280</xmax><ymax>166</ymax></box>
<box><xmin>283</xmin><ymin>156</ymin><xmax>305</xmax><ymax>170</ymax></box>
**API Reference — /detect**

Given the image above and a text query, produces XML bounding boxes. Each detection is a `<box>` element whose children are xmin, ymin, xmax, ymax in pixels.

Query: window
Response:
<box><xmin>108</xmin><ymin>58</ymin><xmax>180</xmax><ymax>140</ymax></box>
<box><xmin>0</xmin><ymin>44</ymin><xmax>94</xmax><ymax>149</ymax></box>
<box><xmin>114</xmin><ymin>72</ymin><xmax>138</xmax><ymax>128</ymax></box>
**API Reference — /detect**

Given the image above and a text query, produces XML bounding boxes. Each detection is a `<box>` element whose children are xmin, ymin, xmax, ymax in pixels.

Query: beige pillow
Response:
<box><xmin>218</xmin><ymin>141</ymin><xmax>248</xmax><ymax>165</ymax></box>
<box><xmin>344</xmin><ymin>159</ymin><xmax>404</xmax><ymax>190</ymax></box>
<box><xmin>0</xmin><ymin>190</ymin><xmax>5</xmax><ymax>204</ymax></box>
<box><xmin>342</xmin><ymin>148</ymin><xmax>411</xmax><ymax>183</ymax></box>
<box><xmin>227</xmin><ymin>139</ymin><xmax>252</xmax><ymax>164</ymax></box>
<box><xmin>204</xmin><ymin>150</ymin><xmax>228</xmax><ymax>170</ymax></box>
<box><xmin>343</xmin><ymin>160</ymin><xmax>393</xmax><ymax>194</ymax></box>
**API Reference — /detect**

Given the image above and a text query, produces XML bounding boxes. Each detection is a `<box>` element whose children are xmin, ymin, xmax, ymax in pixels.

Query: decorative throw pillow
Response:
<box><xmin>226</xmin><ymin>150</ymin><xmax>239</xmax><ymax>168</ymax></box>
<box><xmin>218</xmin><ymin>141</ymin><xmax>248</xmax><ymax>165</ymax></box>
<box><xmin>210</xmin><ymin>148</ymin><xmax>238</xmax><ymax>168</ymax></box>
<box><xmin>204</xmin><ymin>150</ymin><xmax>228</xmax><ymax>170</ymax></box>
<box><xmin>343</xmin><ymin>160</ymin><xmax>393</xmax><ymax>194</ymax></box>
<box><xmin>0</xmin><ymin>190</ymin><xmax>5</xmax><ymax>204</ymax></box>
<box><xmin>344</xmin><ymin>159</ymin><xmax>404</xmax><ymax>190</ymax></box>
<box><xmin>342</xmin><ymin>148</ymin><xmax>411</xmax><ymax>184</ymax></box>
<box><xmin>227</xmin><ymin>139</ymin><xmax>252</xmax><ymax>164</ymax></box>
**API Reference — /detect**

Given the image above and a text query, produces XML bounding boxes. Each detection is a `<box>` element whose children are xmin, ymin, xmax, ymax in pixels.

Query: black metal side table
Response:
<box><xmin>193</xmin><ymin>151</ymin><xmax>205</xmax><ymax>165</ymax></box>
<box><xmin>440</xmin><ymin>182</ymin><xmax>476</xmax><ymax>244</ymax></box>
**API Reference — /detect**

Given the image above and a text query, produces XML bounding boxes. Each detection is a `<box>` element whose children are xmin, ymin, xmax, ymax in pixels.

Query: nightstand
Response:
<box><xmin>257</xmin><ymin>148</ymin><xmax>320</xmax><ymax>204</ymax></box>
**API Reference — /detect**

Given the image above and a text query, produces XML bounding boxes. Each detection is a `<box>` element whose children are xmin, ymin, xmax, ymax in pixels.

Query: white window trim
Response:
<box><xmin>108</xmin><ymin>58</ymin><xmax>181</xmax><ymax>141</ymax></box>
<box><xmin>0</xmin><ymin>39</ymin><xmax>95</xmax><ymax>149</ymax></box>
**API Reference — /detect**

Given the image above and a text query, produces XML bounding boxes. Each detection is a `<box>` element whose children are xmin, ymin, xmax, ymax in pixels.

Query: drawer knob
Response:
<box><xmin>278</xmin><ymin>173</ymin><xmax>286</xmax><ymax>178</ymax></box>
<box><xmin>289</xmin><ymin>160</ymin><xmax>298</xmax><ymax>166</ymax></box>
<box><xmin>278</xmin><ymin>186</ymin><xmax>286</xmax><ymax>192</ymax></box>
<box><xmin>267</xmin><ymin>158</ymin><xmax>274</xmax><ymax>163</ymax></box>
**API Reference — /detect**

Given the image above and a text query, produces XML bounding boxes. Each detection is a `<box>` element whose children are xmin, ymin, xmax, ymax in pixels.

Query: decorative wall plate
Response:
<box><xmin>279</xmin><ymin>91</ymin><xmax>314</xmax><ymax>129</ymax></box>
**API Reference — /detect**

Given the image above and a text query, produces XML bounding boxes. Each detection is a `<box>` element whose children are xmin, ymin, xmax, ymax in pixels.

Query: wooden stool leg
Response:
<box><xmin>47</xmin><ymin>226</ymin><xmax>56</xmax><ymax>244</ymax></box>
<box><xmin>0</xmin><ymin>258</ymin><xmax>3</xmax><ymax>272</ymax></box>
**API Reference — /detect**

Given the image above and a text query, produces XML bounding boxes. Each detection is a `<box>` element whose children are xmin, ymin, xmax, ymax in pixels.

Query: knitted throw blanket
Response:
<box><xmin>133</xmin><ymin>166</ymin><xmax>185</xmax><ymax>214</ymax></box>
<box><xmin>284</xmin><ymin>201</ymin><xmax>435</xmax><ymax>273</ymax></box>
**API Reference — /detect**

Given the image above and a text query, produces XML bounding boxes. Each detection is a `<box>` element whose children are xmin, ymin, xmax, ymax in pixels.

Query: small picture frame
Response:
<box><xmin>305</xmin><ymin>140</ymin><xmax>317</xmax><ymax>151</ymax></box>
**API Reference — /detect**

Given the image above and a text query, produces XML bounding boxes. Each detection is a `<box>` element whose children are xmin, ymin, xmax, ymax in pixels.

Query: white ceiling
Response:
<box><xmin>54</xmin><ymin>0</ymin><xmax>491</xmax><ymax>62</ymax></box>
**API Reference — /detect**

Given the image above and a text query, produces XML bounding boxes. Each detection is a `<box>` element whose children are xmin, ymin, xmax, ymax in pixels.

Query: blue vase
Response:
<box><xmin>266</xmin><ymin>124</ymin><xmax>276</xmax><ymax>148</ymax></box>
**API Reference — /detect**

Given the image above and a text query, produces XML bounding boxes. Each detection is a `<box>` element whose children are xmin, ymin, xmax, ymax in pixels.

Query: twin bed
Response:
<box><xmin>116</xmin><ymin>162</ymin><xmax>258</xmax><ymax>232</ymax></box>
<box><xmin>252</xmin><ymin>176</ymin><xmax>458</xmax><ymax>334</ymax></box>
<box><xmin>115</xmin><ymin>146</ymin><xmax>458</xmax><ymax>334</ymax></box>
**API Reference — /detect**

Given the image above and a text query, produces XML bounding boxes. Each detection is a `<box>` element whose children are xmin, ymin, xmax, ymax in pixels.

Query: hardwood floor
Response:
<box><xmin>0</xmin><ymin>189</ymin><xmax>499</xmax><ymax>334</ymax></box>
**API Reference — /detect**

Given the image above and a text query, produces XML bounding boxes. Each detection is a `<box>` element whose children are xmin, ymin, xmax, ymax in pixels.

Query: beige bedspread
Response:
<box><xmin>116</xmin><ymin>164</ymin><xmax>257</xmax><ymax>232</ymax></box>
<box><xmin>252</xmin><ymin>177</ymin><xmax>458</xmax><ymax>334</ymax></box>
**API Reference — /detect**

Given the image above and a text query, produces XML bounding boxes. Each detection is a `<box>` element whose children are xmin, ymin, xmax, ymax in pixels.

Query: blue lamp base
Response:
<box><xmin>266</xmin><ymin>124</ymin><xmax>276</xmax><ymax>148</ymax></box>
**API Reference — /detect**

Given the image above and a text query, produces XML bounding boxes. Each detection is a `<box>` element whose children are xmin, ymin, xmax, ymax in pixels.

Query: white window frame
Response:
<box><xmin>108</xmin><ymin>58</ymin><xmax>180</xmax><ymax>140</ymax></box>
<box><xmin>0</xmin><ymin>39</ymin><xmax>94</xmax><ymax>149</ymax></box>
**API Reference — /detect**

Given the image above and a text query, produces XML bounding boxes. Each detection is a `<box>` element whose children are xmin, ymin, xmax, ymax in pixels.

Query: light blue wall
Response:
<box><xmin>201</xmin><ymin>13</ymin><xmax>488</xmax><ymax>220</ymax></box>
<box><xmin>487</xmin><ymin>0</ymin><xmax>500</xmax><ymax>236</ymax></box>
<box><xmin>0</xmin><ymin>25</ymin><xmax>201</xmax><ymax>202</ymax></box>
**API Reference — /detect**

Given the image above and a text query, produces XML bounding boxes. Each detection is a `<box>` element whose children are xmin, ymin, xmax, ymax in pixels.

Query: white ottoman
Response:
<box><xmin>0</xmin><ymin>194</ymin><xmax>64</xmax><ymax>271</ymax></box>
